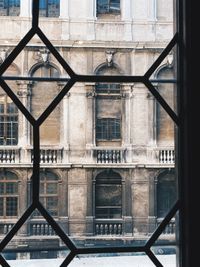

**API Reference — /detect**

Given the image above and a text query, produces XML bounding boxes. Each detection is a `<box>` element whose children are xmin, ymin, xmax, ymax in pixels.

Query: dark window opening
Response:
<box><xmin>96</xmin><ymin>118</ymin><xmax>121</xmax><ymax>140</ymax></box>
<box><xmin>0</xmin><ymin>95</ymin><xmax>18</xmax><ymax>146</ymax></box>
<box><xmin>0</xmin><ymin>171</ymin><xmax>18</xmax><ymax>218</ymax></box>
<box><xmin>95</xmin><ymin>171</ymin><xmax>122</xmax><ymax>219</ymax></box>
<box><xmin>39</xmin><ymin>0</ymin><xmax>60</xmax><ymax>17</ymax></box>
<box><xmin>0</xmin><ymin>0</ymin><xmax>20</xmax><ymax>16</ymax></box>
<box><xmin>96</xmin><ymin>83</ymin><xmax>121</xmax><ymax>94</ymax></box>
<box><xmin>97</xmin><ymin>0</ymin><xmax>120</xmax><ymax>15</ymax></box>
<box><xmin>157</xmin><ymin>171</ymin><xmax>176</xmax><ymax>218</ymax></box>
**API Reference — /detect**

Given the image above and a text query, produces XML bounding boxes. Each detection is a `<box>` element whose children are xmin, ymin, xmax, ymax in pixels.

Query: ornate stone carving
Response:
<box><xmin>105</xmin><ymin>50</ymin><xmax>116</xmax><ymax>67</ymax></box>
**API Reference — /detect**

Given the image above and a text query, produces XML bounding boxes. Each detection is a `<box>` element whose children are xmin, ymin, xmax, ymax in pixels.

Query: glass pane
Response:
<box><xmin>96</xmin><ymin>185</ymin><xmax>122</xmax><ymax>206</ymax></box>
<box><xmin>0</xmin><ymin>183</ymin><xmax>4</xmax><ymax>194</ymax></box>
<box><xmin>46</xmin><ymin>183</ymin><xmax>57</xmax><ymax>194</ymax></box>
<box><xmin>0</xmin><ymin>197</ymin><xmax>3</xmax><ymax>216</ymax></box>
<box><xmin>6</xmin><ymin>182</ymin><xmax>18</xmax><ymax>194</ymax></box>
<box><xmin>6</xmin><ymin>197</ymin><xmax>18</xmax><ymax>216</ymax></box>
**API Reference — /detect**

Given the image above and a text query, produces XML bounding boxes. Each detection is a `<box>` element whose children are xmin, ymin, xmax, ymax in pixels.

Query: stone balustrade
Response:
<box><xmin>30</xmin><ymin>222</ymin><xmax>56</xmax><ymax>236</ymax></box>
<box><xmin>158</xmin><ymin>149</ymin><xmax>175</xmax><ymax>164</ymax></box>
<box><xmin>95</xmin><ymin>149</ymin><xmax>126</xmax><ymax>163</ymax></box>
<box><xmin>156</xmin><ymin>217</ymin><xmax>175</xmax><ymax>234</ymax></box>
<box><xmin>30</xmin><ymin>148</ymin><xmax>63</xmax><ymax>164</ymax></box>
<box><xmin>0</xmin><ymin>148</ymin><xmax>20</xmax><ymax>163</ymax></box>
<box><xmin>95</xmin><ymin>220</ymin><xmax>123</xmax><ymax>235</ymax></box>
<box><xmin>0</xmin><ymin>223</ymin><xmax>14</xmax><ymax>235</ymax></box>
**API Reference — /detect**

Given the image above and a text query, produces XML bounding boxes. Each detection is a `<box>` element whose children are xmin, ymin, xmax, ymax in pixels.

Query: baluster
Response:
<box><xmin>100</xmin><ymin>224</ymin><xmax>104</xmax><ymax>235</ymax></box>
<box><xmin>3</xmin><ymin>224</ymin><xmax>8</xmax><ymax>234</ymax></box>
<box><xmin>104</xmin><ymin>224</ymin><xmax>108</xmax><ymax>235</ymax></box>
<box><xmin>118</xmin><ymin>224</ymin><xmax>122</xmax><ymax>235</ymax></box>
<box><xmin>96</xmin><ymin>224</ymin><xmax>99</xmax><ymax>235</ymax></box>
<box><xmin>32</xmin><ymin>224</ymin><xmax>36</xmax><ymax>235</ymax></box>
<box><xmin>53</xmin><ymin>150</ymin><xmax>57</xmax><ymax>163</ymax></box>
<box><xmin>105</xmin><ymin>150</ymin><xmax>109</xmax><ymax>163</ymax></box>
<box><xmin>36</xmin><ymin>224</ymin><xmax>40</xmax><ymax>235</ymax></box>
<box><xmin>8</xmin><ymin>224</ymin><xmax>12</xmax><ymax>232</ymax></box>
<box><xmin>44</xmin><ymin>224</ymin><xmax>49</xmax><ymax>235</ymax></box>
<box><xmin>97</xmin><ymin>151</ymin><xmax>101</xmax><ymax>163</ymax></box>
<box><xmin>116</xmin><ymin>150</ymin><xmax>120</xmax><ymax>163</ymax></box>
<box><xmin>3</xmin><ymin>150</ymin><xmax>6</xmax><ymax>163</ymax></box>
<box><xmin>113</xmin><ymin>224</ymin><xmax>117</xmax><ymax>235</ymax></box>
<box><xmin>109</xmin><ymin>224</ymin><xmax>113</xmax><ymax>235</ymax></box>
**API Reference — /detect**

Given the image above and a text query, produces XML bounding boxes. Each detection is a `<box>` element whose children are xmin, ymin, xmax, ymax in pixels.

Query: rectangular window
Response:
<box><xmin>39</xmin><ymin>0</ymin><xmax>60</xmax><ymax>17</ymax></box>
<box><xmin>97</xmin><ymin>0</ymin><xmax>120</xmax><ymax>15</ymax></box>
<box><xmin>96</xmin><ymin>118</ymin><xmax>121</xmax><ymax>140</ymax></box>
<box><xmin>0</xmin><ymin>0</ymin><xmax>20</xmax><ymax>16</ymax></box>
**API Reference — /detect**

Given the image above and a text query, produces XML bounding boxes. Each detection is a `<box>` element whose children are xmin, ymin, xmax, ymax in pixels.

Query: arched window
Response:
<box><xmin>30</xmin><ymin>62</ymin><xmax>60</xmax><ymax>144</ymax></box>
<box><xmin>0</xmin><ymin>95</ymin><xmax>18</xmax><ymax>146</ymax></box>
<box><xmin>95</xmin><ymin>65</ymin><xmax>122</xmax><ymax>143</ymax></box>
<box><xmin>95</xmin><ymin>170</ymin><xmax>122</xmax><ymax>218</ymax></box>
<box><xmin>97</xmin><ymin>0</ymin><xmax>120</xmax><ymax>15</ymax></box>
<box><xmin>156</xmin><ymin>66</ymin><xmax>175</xmax><ymax>145</ymax></box>
<box><xmin>157</xmin><ymin>170</ymin><xmax>176</xmax><ymax>218</ymax></box>
<box><xmin>0</xmin><ymin>171</ymin><xmax>18</xmax><ymax>218</ymax></box>
<box><xmin>39</xmin><ymin>171</ymin><xmax>59</xmax><ymax>216</ymax></box>
<box><xmin>0</xmin><ymin>0</ymin><xmax>20</xmax><ymax>16</ymax></box>
<box><xmin>39</xmin><ymin>0</ymin><xmax>60</xmax><ymax>17</ymax></box>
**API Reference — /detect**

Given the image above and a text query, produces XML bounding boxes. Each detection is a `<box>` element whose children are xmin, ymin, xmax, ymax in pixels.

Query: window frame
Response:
<box><xmin>96</xmin><ymin>0</ymin><xmax>120</xmax><ymax>15</ymax></box>
<box><xmin>39</xmin><ymin>0</ymin><xmax>60</xmax><ymax>18</ymax></box>
<box><xmin>0</xmin><ymin>95</ymin><xmax>18</xmax><ymax>146</ymax></box>
<box><xmin>0</xmin><ymin>171</ymin><xmax>19</xmax><ymax>218</ymax></box>
<box><xmin>0</xmin><ymin>0</ymin><xmax>20</xmax><ymax>16</ymax></box>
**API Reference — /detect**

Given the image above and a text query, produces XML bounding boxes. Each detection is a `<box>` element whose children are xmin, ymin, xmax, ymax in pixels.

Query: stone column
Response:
<box><xmin>59</xmin><ymin>0</ymin><xmax>69</xmax><ymax>18</ymax></box>
<box><xmin>20</xmin><ymin>0</ymin><xmax>31</xmax><ymax>17</ymax></box>
<box><xmin>18</xmin><ymin>170</ymin><xmax>28</xmax><ymax>236</ymax></box>
<box><xmin>121</xmin><ymin>84</ymin><xmax>133</xmax><ymax>163</ymax></box>
<box><xmin>121</xmin><ymin>0</ymin><xmax>132</xmax><ymax>41</ymax></box>
<box><xmin>148</xmin><ymin>0</ymin><xmax>157</xmax><ymax>20</ymax></box>
<box><xmin>17</xmin><ymin>81</ymin><xmax>31</xmax><ymax>163</ymax></box>
<box><xmin>85</xmin><ymin>84</ymin><xmax>96</xmax><ymax>163</ymax></box>
<box><xmin>60</xmin><ymin>90</ymin><xmax>70</xmax><ymax>163</ymax></box>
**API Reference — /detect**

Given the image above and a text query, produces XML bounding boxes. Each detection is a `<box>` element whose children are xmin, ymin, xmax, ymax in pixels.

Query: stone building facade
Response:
<box><xmin>0</xmin><ymin>0</ymin><xmax>176</xmax><ymax>260</ymax></box>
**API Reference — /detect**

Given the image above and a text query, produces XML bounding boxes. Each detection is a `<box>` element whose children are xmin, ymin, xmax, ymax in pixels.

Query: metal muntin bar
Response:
<box><xmin>36</xmin><ymin>28</ymin><xmax>75</xmax><ymax>78</ymax></box>
<box><xmin>1</xmin><ymin>76</ymin><xmax>177</xmax><ymax>83</ymax></box>
<box><xmin>0</xmin><ymin>29</ymin><xmax>36</xmax><ymax>76</ymax></box>
<box><xmin>0</xmin><ymin>79</ymin><xmax>36</xmax><ymax>125</ymax></box>
<box><xmin>145</xmin><ymin>200</ymin><xmax>180</xmax><ymax>249</ymax></box>
<box><xmin>37</xmin><ymin>201</ymin><xmax>77</xmax><ymax>252</ymax></box>
<box><xmin>32</xmin><ymin>126</ymin><xmax>40</xmax><ymax>202</ymax></box>
<box><xmin>0</xmin><ymin>255</ymin><xmax>10</xmax><ymax>267</ymax></box>
<box><xmin>32</xmin><ymin>0</ymin><xmax>39</xmax><ymax>29</ymax></box>
<box><xmin>0</xmin><ymin>204</ymin><xmax>35</xmax><ymax>252</ymax></box>
<box><xmin>146</xmin><ymin>249</ymin><xmax>164</xmax><ymax>267</ymax></box>
<box><xmin>144</xmin><ymin>79</ymin><xmax>179</xmax><ymax>125</ymax></box>
<box><xmin>144</xmin><ymin>33</ymin><xmax>178</xmax><ymax>79</ymax></box>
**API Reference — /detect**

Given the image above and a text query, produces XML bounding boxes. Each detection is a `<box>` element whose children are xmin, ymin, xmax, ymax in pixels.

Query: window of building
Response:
<box><xmin>0</xmin><ymin>171</ymin><xmax>18</xmax><ymax>218</ymax></box>
<box><xmin>39</xmin><ymin>0</ymin><xmax>60</xmax><ymax>17</ymax></box>
<box><xmin>0</xmin><ymin>0</ymin><xmax>20</xmax><ymax>16</ymax></box>
<box><xmin>97</xmin><ymin>0</ymin><xmax>120</xmax><ymax>15</ymax></box>
<box><xmin>39</xmin><ymin>171</ymin><xmax>58</xmax><ymax>216</ymax></box>
<box><xmin>96</xmin><ymin>118</ymin><xmax>121</xmax><ymax>140</ymax></box>
<box><xmin>157</xmin><ymin>170</ymin><xmax>176</xmax><ymax>218</ymax></box>
<box><xmin>96</xmin><ymin>83</ymin><xmax>121</xmax><ymax>94</ymax></box>
<box><xmin>95</xmin><ymin>171</ymin><xmax>122</xmax><ymax>219</ymax></box>
<box><xmin>0</xmin><ymin>95</ymin><xmax>18</xmax><ymax>146</ymax></box>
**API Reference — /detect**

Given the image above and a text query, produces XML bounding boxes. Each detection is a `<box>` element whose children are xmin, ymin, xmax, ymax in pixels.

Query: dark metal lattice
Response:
<box><xmin>0</xmin><ymin>1</ymin><xmax>180</xmax><ymax>266</ymax></box>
